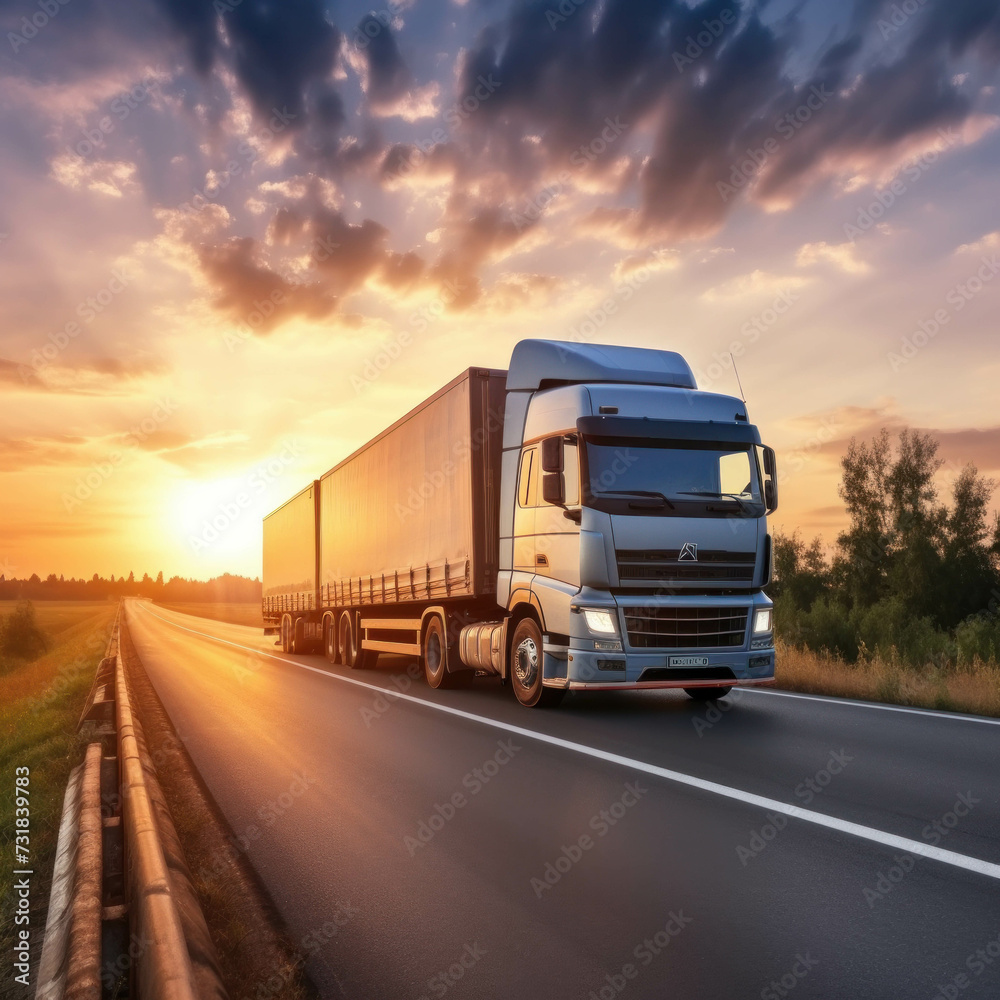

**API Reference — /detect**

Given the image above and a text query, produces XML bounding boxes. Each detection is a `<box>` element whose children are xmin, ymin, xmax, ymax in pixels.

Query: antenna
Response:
<box><xmin>731</xmin><ymin>353</ymin><xmax>750</xmax><ymax>420</ymax></box>
<box><xmin>731</xmin><ymin>353</ymin><xmax>746</xmax><ymax>401</ymax></box>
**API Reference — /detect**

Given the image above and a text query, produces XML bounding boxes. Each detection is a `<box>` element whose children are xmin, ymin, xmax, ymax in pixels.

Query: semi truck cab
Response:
<box><xmin>486</xmin><ymin>340</ymin><xmax>777</xmax><ymax>704</ymax></box>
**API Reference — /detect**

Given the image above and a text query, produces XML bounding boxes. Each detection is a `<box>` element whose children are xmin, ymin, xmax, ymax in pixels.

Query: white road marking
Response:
<box><xmin>741</xmin><ymin>686</ymin><xmax>1000</xmax><ymax>725</ymax></box>
<box><xmin>132</xmin><ymin>602</ymin><xmax>1000</xmax><ymax>883</ymax></box>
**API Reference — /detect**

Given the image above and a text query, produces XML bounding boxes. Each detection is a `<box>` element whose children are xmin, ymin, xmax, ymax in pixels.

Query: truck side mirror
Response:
<box><xmin>541</xmin><ymin>435</ymin><xmax>563</xmax><ymax>473</ymax></box>
<box><xmin>762</xmin><ymin>446</ymin><xmax>777</xmax><ymax>512</ymax></box>
<box><xmin>542</xmin><ymin>471</ymin><xmax>565</xmax><ymax>506</ymax></box>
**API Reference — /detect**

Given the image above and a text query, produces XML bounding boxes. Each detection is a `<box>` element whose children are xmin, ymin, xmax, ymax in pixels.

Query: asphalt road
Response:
<box><xmin>124</xmin><ymin>599</ymin><xmax>1000</xmax><ymax>1000</ymax></box>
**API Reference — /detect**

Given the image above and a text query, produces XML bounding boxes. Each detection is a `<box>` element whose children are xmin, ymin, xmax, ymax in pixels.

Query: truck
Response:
<box><xmin>262</xmin><ymin>339</ymin><xmax>778</xmax><ymax>707</ymax></box>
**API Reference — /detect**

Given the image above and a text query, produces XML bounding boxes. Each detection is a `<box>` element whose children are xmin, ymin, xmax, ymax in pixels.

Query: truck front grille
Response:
<box><xmin>617</xmin><ymin>549</ymin><xmax>755</xmax><ymax>584</ymax></box>
<box><xmin>623</xmin><ymin>606</ymin><xmax>749</xmax><ymax>649</ymax></box>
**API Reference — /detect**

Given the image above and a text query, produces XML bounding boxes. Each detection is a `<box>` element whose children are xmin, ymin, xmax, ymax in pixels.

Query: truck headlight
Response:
<box><xmin>583</xmin><ymin>609</ymin><xmax>618</xmax><ymax>635</ymax></box>
<box><xmin>753</xmin><ymin>609</ymin><xmax>773</xmax><ymax>634</ymax></box>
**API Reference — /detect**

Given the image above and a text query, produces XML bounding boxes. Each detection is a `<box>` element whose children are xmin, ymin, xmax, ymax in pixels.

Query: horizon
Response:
<box><xmin>2</xmin><ymin>0</ymin><xmax>999</xmax><ymax>579</ymax></box>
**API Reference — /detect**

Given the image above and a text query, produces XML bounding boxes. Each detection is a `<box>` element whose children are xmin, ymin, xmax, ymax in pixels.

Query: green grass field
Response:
<box><xmin>0</xmin><ymin>602</ymin><xmax>117</xmax><ymax>985</ymax></box>
<box><xmin>156</xmin><ymin>601</ymin><xmax>263</xmax><ymax>628</ymax></box>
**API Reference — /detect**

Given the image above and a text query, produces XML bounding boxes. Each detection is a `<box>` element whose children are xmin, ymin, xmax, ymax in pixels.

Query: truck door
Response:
<box><xmin>532</xmin><ymin>436</ymin><xmax>581</xmax><ymax>638</ymax></box>
<box><xmin>512</xmin><ymin>446</ymin><xmax>537</xmax><ymax>594</ymax></box>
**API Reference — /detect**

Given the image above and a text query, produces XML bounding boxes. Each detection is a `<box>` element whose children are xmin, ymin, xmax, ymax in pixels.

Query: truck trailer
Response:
<box><xmin>263</xmin><ymin>339</ymin><xmax>778</xmax><ymax>707</ymax></box>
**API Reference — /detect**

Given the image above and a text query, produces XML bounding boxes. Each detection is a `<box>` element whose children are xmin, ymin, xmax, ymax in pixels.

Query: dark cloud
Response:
<box><xmin>451</xmin><ymin>0</ymin><xmax>1000</xmax><ymax>243</ymax></box>
<box><xmin>357</xmin><ymin>14</ymin><xmax>411</xmax><ymax>110</ymax></box>
<box><xmin>152</xmin><ymin>0</ymin><xmax>341</xmax><ymax>122</ymax></box>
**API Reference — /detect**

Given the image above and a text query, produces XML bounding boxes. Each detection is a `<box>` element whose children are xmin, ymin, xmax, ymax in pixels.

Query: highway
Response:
<box><xmin>124</xmin><ymin>599</ymin><xmax>1000</xmax><ymax>1000</ymax></box>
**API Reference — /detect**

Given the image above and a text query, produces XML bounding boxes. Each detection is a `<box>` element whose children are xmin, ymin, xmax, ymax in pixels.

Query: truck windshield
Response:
<box><xmin>583</xmin><ymin>440</ymin><xmax>763</xmax><ymax>516</ymax></box>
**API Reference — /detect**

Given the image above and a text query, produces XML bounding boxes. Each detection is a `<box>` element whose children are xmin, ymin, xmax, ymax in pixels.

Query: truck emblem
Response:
<box><xmin>678</xmin><ymin>542</ymin><xmax>698</xmax><ymax>561</ymax></box>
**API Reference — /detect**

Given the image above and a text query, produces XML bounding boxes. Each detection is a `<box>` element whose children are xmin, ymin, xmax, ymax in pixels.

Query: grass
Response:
<box><xmin>775</xmin><ymin>639</ymin><xmax>1000</xmax><ymax>717</ymax></box>
<box><xmin>0</xmin><ymin>600</ymin><xmax>116</xmax><ymax>638</ymax></box>
<box><xmin>156</xmin><ymin>601</ymin><xmax>263</xmax><ymax>629</ymax></box>
<box><xmin>0</xmin><ymin>604</ymin><xmax>116</xmax><ymax>988</ymax></box>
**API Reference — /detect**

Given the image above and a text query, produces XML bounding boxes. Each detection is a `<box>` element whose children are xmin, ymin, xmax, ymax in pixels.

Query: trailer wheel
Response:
<box><xmin>341</xmin><ymin>613</ymin><xmax>377</xmax><ymax>669</ymax></box>
<box><xmin>684</xmin><ymin>686</ymin><xmax>732</xmax><ymax>701</ymax></box>
<box><xmin>280</xmin><ymin>614</ymin><xmax>293</xmax><ymax>654</ymax></box>
<box><xmin>422</xmin><ymin>615</ymin><xmax>457</xmax><ymax>689</ymax></box>
<box><xmin>510</xmin><ymin>618</ymin><xmax>564</xmax><ymax>708</ymax></box>
<box><xmin>324</xmin><ymin>617</ymin><xmax>339</xmax><ymax>664</ymax></box>
<box><xmin>291</xmin><ymin>617</ymin><xmax>308</xmax><ymax>655</ymax></box>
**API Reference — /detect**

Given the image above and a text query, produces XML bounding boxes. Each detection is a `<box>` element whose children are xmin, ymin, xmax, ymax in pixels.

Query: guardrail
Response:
<box><xmin>36</xmin><ymin>600</ymin><xmax>226</xmax><ymax>1000</ymax></box>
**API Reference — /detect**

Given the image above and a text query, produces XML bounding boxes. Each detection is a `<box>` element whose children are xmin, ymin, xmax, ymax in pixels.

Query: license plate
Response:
<box><xmin>669</xmin><ymin>655</ymin><xmax>709</xmax><ymax>667</ymax></box>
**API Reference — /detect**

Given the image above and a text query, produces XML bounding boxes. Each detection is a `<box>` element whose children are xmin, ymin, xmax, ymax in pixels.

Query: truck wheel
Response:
<box><xmin>291</xmin><ymin>617</ymin><xmax>307</xmax><ymax>655</ymax></box>
<box><xmin>422</xmin><ymin>615</ymin><xmax>456</xmax><ymax>689</ymax></box>
<box><xmin>510</xmin><ymin>618</ymin><xmax>564</xmax><ymax>708</ymax></box>
<box><xmin>280</xmin><ymin>615</ymin><xmax>293</xmax><ymax>654</ymax></box>
<box><xmin>324</xmin><ymin>617</ymin><xmax>339</xmax><ymax>664</ymax></box>
<box><xmin>341</xmin><ymin>614</ymin><xmax>377</xmax><ymax>670</ymax></box>
<box><xmin>685</xmin><ymin>686</ymin><xmax>732</xmax><ymax>701</ymax></box>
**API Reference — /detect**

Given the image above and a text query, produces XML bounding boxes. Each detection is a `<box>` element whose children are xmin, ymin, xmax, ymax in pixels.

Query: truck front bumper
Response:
<box><xmin>543</xmin><ymin>593</ymin><xmax>776</xmax><ymax>689</ymax></box>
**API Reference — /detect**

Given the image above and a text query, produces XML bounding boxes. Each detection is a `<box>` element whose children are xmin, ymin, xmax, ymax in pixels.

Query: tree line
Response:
<box><xmin>772</xmin><ymin>429</ymin><xmax>1000</xmax><ymax>667</ymax></box>
<box><xmin>0</xmin><ymin>572</ymin><xmax>262</xmax><ymax>604</ymax></box>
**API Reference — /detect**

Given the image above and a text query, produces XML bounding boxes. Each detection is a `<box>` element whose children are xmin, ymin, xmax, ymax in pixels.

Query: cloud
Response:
<box><xmin>701</xmin><ymin>269</ymin><xmax>811</xmax><ymax>302</ymax></box>
<box><xmin>198</xmin><ymin>237</ymin><xmax>337</xmax><ymax>332</ymax></box>
<box><xmin>50</xmin><ymin>155</ymin><xmax>139</xmax><ymax>198</ymax></box>
<box><xmin>955</xmin><ymin>231</ymin><xmax>1000</xmax><ymax>255</ymax></box>
<box><xmin>796</xmin><ymin>241</ymin><xmax>872</xmax><ymax>275</ymax></box>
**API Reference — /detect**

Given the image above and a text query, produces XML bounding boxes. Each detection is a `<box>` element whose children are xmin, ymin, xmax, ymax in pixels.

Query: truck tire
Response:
<box><xmin>280</xmin><ymin>614</ymin><xmax>293</xmax><ymax>654</ymax></box>
<box><xmin>510</xmin><ymin>618</ymin><xmax>564</xmax><ymax>708</ymax></box>
<box><xmin>422</xmin><ymin>615</ymin><xmax>457</xmax><ymax>689</ymax></box>
<box><xmin>684</xmin><ymin>686</ymin><xmax>732</xmax><ymax>701</ymax></box>
<box><xmin>341</xmin><ymin>613</ymin><xmax>377</xmax><ymax>670</ymax></box>
<box><xmin>291</xmin><ymin>617</ymin><xmax>305</xmax><ymax>654</ymax></box>
<box><xmin>324</xmin><ymin>617</ymin><xmax>339</xmax><ymax>664</ymax></box>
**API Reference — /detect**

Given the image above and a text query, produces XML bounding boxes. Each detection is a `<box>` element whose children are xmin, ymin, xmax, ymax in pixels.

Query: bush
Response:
<box><xmin>0</xmin><ymin>601</ymin><xmax>47</xmax><ymax>660</ymax></box>
<box><xmin>955</xmin><ymin>613</ymin><xmax>1000</xmax><ymax>666</ymax></box>
<box><xmin>848</xmin><ymin>596</ymin><xmax>951</xmax><ymax>668</ymax></box>
<box><xmin>795</xmin><ymin>596</ymin><xmax>857</xmax><ymax>661</ymax></box>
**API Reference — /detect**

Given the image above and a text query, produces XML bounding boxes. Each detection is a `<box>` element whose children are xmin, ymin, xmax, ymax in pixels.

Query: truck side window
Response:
<box><xmin>518</xmin><ymin>449</ymin><xmax>535</xmax><ymax>507</ymax></box>
<box><xmin>563</xmin><ymin>440</ymin><xmax>580</xmax><ymax>506</ymax></box>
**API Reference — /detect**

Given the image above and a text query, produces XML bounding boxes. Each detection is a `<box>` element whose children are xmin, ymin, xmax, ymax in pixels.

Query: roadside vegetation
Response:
<box><xmin>773</xmin><ymin>428</ymin><xmax>1000</xmax><ymax>716</ymax></box>
<box><xmin>0</xmin><ymin>601</ymin><xmax>116</xmax><ymax>977</ymax></box>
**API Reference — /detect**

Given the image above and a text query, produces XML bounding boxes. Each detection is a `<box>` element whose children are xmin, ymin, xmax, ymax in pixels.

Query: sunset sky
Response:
<box><xmin>1</xmin><ymin>0</ymin><xmax>999</xmax><ymax>581</ymax></box>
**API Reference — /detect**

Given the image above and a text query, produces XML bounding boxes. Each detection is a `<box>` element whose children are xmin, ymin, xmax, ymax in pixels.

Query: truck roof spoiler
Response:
<box><xmin>506</xmin><ymin>339</ymin><xmax>697</xmax><ymax>392</ymax></box>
